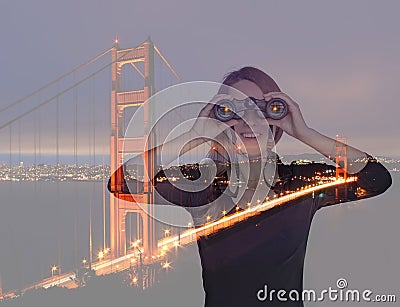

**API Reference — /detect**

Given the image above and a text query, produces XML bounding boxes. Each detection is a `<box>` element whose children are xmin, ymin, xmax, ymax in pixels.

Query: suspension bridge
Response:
<box><xmin>0</xmin><ymin>38</ymin><xmax>352</xmax><ymax>301</ymax></box>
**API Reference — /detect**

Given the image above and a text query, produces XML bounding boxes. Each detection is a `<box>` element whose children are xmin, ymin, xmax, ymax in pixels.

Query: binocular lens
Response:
<box><xmin>266</xmin><ymin>98</ymin><xmax>288</xmax><ymax>120</ymax></box>
<box><xmin>214</xmin><ymin>100</ymin><xmax>236</xmax><ymax>121</ymax></box>
<box><xmin>213</xmin><ymin>97</ymin><xmax>288</xmax><ymax>122</ymax></box>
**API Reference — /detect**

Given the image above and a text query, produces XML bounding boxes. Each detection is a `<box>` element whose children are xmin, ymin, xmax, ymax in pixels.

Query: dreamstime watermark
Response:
<box><xmin>256</xmin><ymin>278</ymin><xmax>397</xmax><ymax>303</ymax></box>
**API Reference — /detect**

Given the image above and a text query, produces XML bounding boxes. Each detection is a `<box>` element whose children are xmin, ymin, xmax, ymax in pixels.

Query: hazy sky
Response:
<box><xmin>1</xmin><ymin>0</ymin><xmax>399</xmax><ymax>156</ymax></box>
<box><xmin>0</xmin><ymin>1</ymin><xmax>399</xmax><ymax>299</ymax></box>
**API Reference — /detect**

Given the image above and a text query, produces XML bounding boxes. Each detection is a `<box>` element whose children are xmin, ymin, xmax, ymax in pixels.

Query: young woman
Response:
<box><xmin>109</xmin><ymin>67</ymin><xmax>392</xmax><ymax>306</ymax></box>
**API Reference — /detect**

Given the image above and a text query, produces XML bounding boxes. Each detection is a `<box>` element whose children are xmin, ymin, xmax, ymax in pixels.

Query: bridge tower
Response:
<box><xmin>335</xmin><ymin>135</ymin><xmax>347</xmax><ymax>180</ymax></box>
<box><xmin>109</xmin><ymin>38</ymin><xmax>157</xmax><ymax>259</ymax></box>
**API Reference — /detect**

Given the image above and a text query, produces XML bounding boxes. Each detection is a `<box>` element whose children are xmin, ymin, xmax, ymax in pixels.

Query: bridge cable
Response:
<box><xmin>0</xmin><ymin>47</ymin><xmax>113</xmax><ymax>114</ymax></box>
<box><xmin>9</xmin><ymin>125</ymin><xmax>11</xmax><ymax>174</ymax></box>
<box><xmin>102</xmin><ymin>71</ymin><xmax>110</xmax><ymax>250</ymax></box>
<box><xmin>0</xmin><ymin>47</ymin><xmax>142</xmax><ymax>131</ymax></box>
<box><xmin>73</xmin><ymin>72</ymin><xmax>78</xmax><ymax>166</ymax></box>
<box><xmin>38</xmin><ymin>95</ymin><xmax>42</xmax><ymax>166</ymax></box>
<box><xmin>56</xmin><ymin>81</ymin><xmax>62</xmax><ymax>277</ymax></box>
<box><xmin>72</xmin><ymin>72</ymin><xmax>79</xmax><ymax>267</ymax></box>
<box><xmin>18</xmin><ymin>121</ymin><xmax>21</xmax><ymax>169</ymax></box>
<box><xmin>154</xmin><ymin>45</ymin><xmax>182</xmax><ymax>83</ymax></box>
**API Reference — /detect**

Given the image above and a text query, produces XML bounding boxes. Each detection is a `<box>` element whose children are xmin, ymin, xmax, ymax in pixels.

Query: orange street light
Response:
<box><xmin>51</xmin><ymin>265</ymin><xmax>57</xmax><ymax>277</ymax></box>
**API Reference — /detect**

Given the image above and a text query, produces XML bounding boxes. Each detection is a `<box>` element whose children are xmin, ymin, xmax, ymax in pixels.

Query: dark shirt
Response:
<box><xmin>109</xmin><ymin>157</ymin><xmax>392</xmax><ymax>306</ymax></box>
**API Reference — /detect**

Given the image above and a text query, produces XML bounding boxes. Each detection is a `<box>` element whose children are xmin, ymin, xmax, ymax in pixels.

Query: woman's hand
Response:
<box><xmin>263</xmin><ymin>92</ymin><xmax>311</xmax><ymax>140</ymax></box>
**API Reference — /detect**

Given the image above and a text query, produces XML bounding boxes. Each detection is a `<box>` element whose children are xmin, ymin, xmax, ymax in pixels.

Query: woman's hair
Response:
<box><xmin>219</xmin><ymin>66</ymin><xmax>281</xmax><ymax>95</ymax></box>
<box><xmin>211</xmin><ymin>67</ymin><xmax>283</xmax><ymax>159</ymax></box>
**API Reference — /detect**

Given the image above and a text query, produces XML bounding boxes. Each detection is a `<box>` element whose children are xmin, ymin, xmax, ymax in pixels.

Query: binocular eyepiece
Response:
<box><xmin>213</xmin><ymin>97</ymin><xmax>288</xmax><ymax>122</ymax></box>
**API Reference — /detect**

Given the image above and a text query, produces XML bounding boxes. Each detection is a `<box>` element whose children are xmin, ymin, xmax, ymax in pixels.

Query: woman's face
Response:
<box><xmin>229</xmin><ymin>79</ymin><xmax>273</xmax><ymax>158</ymax></box>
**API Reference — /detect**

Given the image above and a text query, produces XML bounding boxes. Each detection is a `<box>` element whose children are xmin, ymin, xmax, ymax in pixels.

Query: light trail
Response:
<box><xmin>157</xmin><ymin>178</ymin><xmax>357</xmax><ymax>249</ymax></box>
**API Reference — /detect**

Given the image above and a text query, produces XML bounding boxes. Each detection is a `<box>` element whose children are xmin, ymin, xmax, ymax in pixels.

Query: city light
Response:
<box><xmin>98</xmin><ymin>250</ymin><xmax>104</xmax><ymax>260</ymax></box>
<box><xmin>162</xmin><ymin>261</ymin><xmax>172</xmax><ymax>271</ymax></box>
<box><xmin>51</xmin><ymin>265</ymin><xmax>57</xmax><ymax>277</ymax></box>
<box><xmin>131</xmin><ymin>239</ymin><xmax>141</xmax><ymax>248</ymax></box>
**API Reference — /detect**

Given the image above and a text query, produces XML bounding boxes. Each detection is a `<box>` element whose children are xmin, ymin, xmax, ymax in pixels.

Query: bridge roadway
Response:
<box><xmin>0</xmin><ymin>178</ymin><xmax>355</xmax><ymax>301</ymax></box>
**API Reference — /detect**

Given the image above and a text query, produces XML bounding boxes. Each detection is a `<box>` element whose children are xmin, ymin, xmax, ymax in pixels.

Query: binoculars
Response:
<box><xmin>213</xmin><ymin>97</ymin><xmax>288</xmax><ymax>122</ymax></box>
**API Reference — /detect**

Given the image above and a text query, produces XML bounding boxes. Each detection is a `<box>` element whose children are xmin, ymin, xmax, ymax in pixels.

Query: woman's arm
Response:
<box><xmin>264</xmin><ymin>91</ymin><xmax>391</xmax><ymax>203</ymax></box>
<box><xmin>295</xmin><ymin>127</ymin><xmax>367</xmax><ymax>174</ymax></box>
